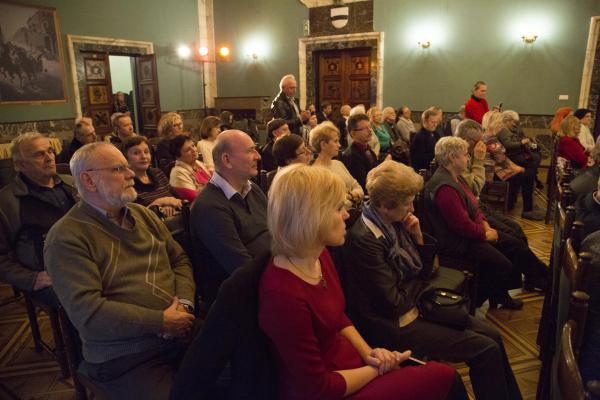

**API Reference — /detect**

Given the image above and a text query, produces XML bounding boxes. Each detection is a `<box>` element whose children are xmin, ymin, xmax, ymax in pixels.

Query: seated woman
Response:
<box><xmin>559</xmin><ymin>115</ymin><xmax>594</xmax><ymax>170</ymax></box>
<box><xmin>550</xmin><ymin>107</ymin><xmax>573</xmax><ymax>136</ymax></box>
<box><xmin>155</xmin><ymin>112</ymin><xmax>187</xmax><ymax>169</ymax></box>
<box><xmin>196</xmin><ymin>116</ymin><xmax>221</xmax><ymax>172</ymax></box>
<box><xmin>343</xmin><ymin>160</ymin><xmax>522</xmax><ymax>400</ymax></box>
<box><xmin>169</xmin><ymin>135</ymin><xmax>211</xmax><ymax>202</ymax></box>
<box><xmin>424</xmin><ymin>137</ymin><xmax>548</xmax><ymax>309</ymax></box>
<box><xmin>310</xmin><ymin>121</ymin><xmax>364</xmax><ymax>208</ymax></box>
<box><xmin>266</xmin><ymin>134</ymin><xmax>312</xmax><ymax>192</ymax></box>
<box><xmin>122</xmin><ymin>136</ymin><xmax>182</xmax><ymax>216</ymax></box>
<box><xmin>396</xmin><ymin>105</ymin><xmax>416</xmax><ymax>143</ymax></box>
<box><xmin>259</xmin><ymin>164</ymin><xmax>465</xmax><ymax>400</ymax></box>
<box><xmin>368</xmin><ymin>106</ymin><xmax>392</xmax><ymax>159</ymax></box>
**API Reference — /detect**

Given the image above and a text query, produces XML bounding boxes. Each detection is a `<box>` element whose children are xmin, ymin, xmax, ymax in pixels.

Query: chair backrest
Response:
<box><xmin>558</xmin><ymin>320</ymin><xmax>586</xmax><ymax>400</ymax></box>
<box><xmin>563</xmin><ymin>233</ymin><xmax>593</xmax><ymax>293</ymax></box>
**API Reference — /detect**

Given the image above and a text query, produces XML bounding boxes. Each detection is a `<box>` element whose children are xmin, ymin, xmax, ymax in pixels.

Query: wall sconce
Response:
<box><xmin>418</xmin><ymin>41</ymin><xmax>431</xmax><ymax>49</ymax></box>
<box><xmin>198</xmin><ymin>46</ymin><xmax>209</xmax><ymax>57</ymax></box>
<box><xmin>177</xmin><ymin>44</ymin><xmax>191</xmax><ymax>58</ymax></box>
<box><xmin>521</xmin><ymin>34</ymin><xmax>538</xmax><ymax>44</ymax></box>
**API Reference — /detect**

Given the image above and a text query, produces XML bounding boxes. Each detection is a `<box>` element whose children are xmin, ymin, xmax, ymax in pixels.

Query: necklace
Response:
<box><xmin>286</xmin><ymin>256</ymin><xmax>327</xmax><ymax>289</ymax></box>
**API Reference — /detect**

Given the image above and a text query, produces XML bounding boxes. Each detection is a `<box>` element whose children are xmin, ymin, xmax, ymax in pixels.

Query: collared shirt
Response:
<box><xmin>86</xmin><ymin>201</ymin><xmax>135</xmax><ymax>229</ymax></box>
<box><xmin>210</xmin><ymin>171</ymin><xmax>252</xmax><ymax>200</ymax></box>
<box><xmin>21</xmin><ymin>174</ymin><xmax>74</xmax><ymax>214</ymax></box>
<box><xmin>288</xmin><ymin>96</ymin><xmax>301</xmax><ymax>119</ymax></box>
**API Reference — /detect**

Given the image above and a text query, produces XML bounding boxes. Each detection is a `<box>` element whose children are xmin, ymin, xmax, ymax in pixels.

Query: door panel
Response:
<box><xmin>81</xmin><ymin>51</ymin><xmax>113</xmax><ymax>136</ymax></box>
<box><xmin>135</xmin><ymin>54</ymin><xmax>161</xmax><ymax>137</ymax></box>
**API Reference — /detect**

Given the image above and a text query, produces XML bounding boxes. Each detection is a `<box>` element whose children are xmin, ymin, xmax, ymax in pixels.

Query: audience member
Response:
<box><xmin>369</xmin><ymin>106</ymin><xmax>392</xmax><ymax>158</ymax></box>
<box><xmin>57</xmin><ymin>117</ymin><xmax>96</xmax><ymax>164</ymax></box>
<box><xmin>190</xmin><ymin>130</ymin><xmax>270</xmax><ymax>305</ymax></box>
<box><xmin>343</xmin><ymin>160</ymin><xmax>522</xmax><ymax>400</ymax></box>
<box><xmin>155</xmin><ymin>112</ymin><xmax>187</xmax><ymax>167</ymax></box>
<box><xmin>559</xmin><ymin>115</ymin><xmax>594</xmax><ymax>170</ymax></box>
<box><xmin>311</xmin><ymin>121</ymin><xmax>364</xmax><ymax>208</ymax></box>
<box><xmin>448</xmin><ymin>105</ymin><xmax>466</xmax><ymax>136</ymax></box>
<box><xmin>44</xmin><ymin>142</ymin><xmax>195</xmax><ymax>400</ymax></box>
<box><xmin>271</xmin><ymin>74</ymin><xmax>301</xmax><ymax>135</ymax></box>
<box><xmin>0</xmin><ymin>133</ymin><xmax>77</xmax><ymax>307</ymax></box>
<box><xmin>169</xmin><ymin>135</ymin><xmax>211</xmax><ymax>202</ymax></box>
<box><xmin>261</xmin><ymin>118</ymin><xmax>290</xmax><ymax>172</ymax></box>
<box><xmin>396</xmin><ymin>105</ymin><xmax>416</xmax><ymax>143</ymax></box>
<box><xmin>424</xmin><ymin>137</ymin><xmax>547</xmax><ymax>308</ymax></box>
<box><xmin>219</xmin><ymin>110</ymin><xmax>234</xmax><ymax>131</ymax></box>
<box><xmin>317</xmin><ymin>102</ymin><xmax>333</xmax><ymax>123</ymax></box>
<box><xmin>300</xmin><ymin>109</ymin><xmax>312</xmax><ymax>144</ymax></box>
<box><xmin>383</xmin><ymin>106</ymin><xmax>410</xmax><ymax>164</ymax></box>
<box><xmin>259</xmin><ymin>164</ymin><xmax>463</xmax><ymax>400</ymax></box>
<box><xmin>341</xmin><ymin>113</ymin><xmax>379</xmax><ymax>191</ymax></box>
<box><xmin>196</xmin><ymin>116</ymin><xmax>221</xmax><ymax>171</ymax></box>
<box><xmin>112</xmin><ymin>91</ymin><xmax>129</xmax><ymax>113</ymax></box>
<box><xmin>337</xmin><ymin>104</ymin><xmax>351</xmax><ymax>150</ymax></box>
<box><xmin>575</xmin><ymin>176</ymin><xmax>600</xmax><ymax>239</ymax></box>
<box><xmin>498</xmin><ymin>110</ymin><xmax>542</xmax><ymax>184</ymax></box>
<box><xmin>121</xmin><ymin>136</ymin><xmax>181</xmax><ymax>215</ymax></box>
<box><xmin>272</xmin><ymin>134</ymin><xmax>312</xmax><ymax>168</ymax></box>
<box><xmin>109</xmin><ymin>112</ymin><xmax>135</xmax><ymax>146</ymax></box>
<box><xmin>410</xmin><ymin>107</ymin><xmax>443</xmax><ymax>171</ymax></box>
<box><xmin>465</xmin><ymin>81</ymin><xmax>490</xmax><ymax>124</ymax></box>
<box><xmin>574</xmin><ymin>108</ymin><xmax>595</xmax><ymax>152</ymax></box>
<box><xmin>308</xmin><ymin>103</ymin><xmax>316</xmax><ymax>115</ymax></box>
<box><xmin>550</xmin><ymin>107</ymin><xmax>573</xmax><ymax>135</ymax></box>
<box><xmin>578</xmin><ymin>231</ymin><xmax>600</xmax><ymax>385</ymax></box>
<box><xmin>570</xmin><ymin>140</ymin><xmax>600</xmax><ymax>197</ymax></box>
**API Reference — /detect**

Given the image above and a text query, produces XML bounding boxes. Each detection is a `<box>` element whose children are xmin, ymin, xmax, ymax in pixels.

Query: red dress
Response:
<box><xmin>258</xmin><ymin>249</ymin><xmax>456</xmax><ymax>400</ymax></box>
<box><xmin>465</xmin><ymin>96</ymin><xmax>489</xmax><ymax>124</ymax></box>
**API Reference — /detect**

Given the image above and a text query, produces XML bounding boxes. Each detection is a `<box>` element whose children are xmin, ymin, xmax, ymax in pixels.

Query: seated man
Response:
<box><xmin>57</xmin><ymin>117</ymin><xmax>97</xmax><ymax>164</ymax></box>
<box><xmin>191</xmin><ymin>130</ymin><xmax>270</xmax><ymax>305</ymax></box>
<box><xmin>44</xmin><ymin>142</ymin><xmax>195</xmax><ymax>400</ymax></box>
<box><xmin>108</xmin><ymin>112</ymin><xmax>135</xmax><ymax>147</ymax></box>
<box><xmin>0</xmin><ymin>133</ymin><xmax>77</xmax><ymax>307</ymax></box>
<box><xmin>341</xmin><ymin>113</ymin><xmax>379</xmax><ymax>191</ymax></box>
<box><xmin>575</xmin><ymin>176</ymin><xmax>600</xmax><ymax>239</ymax></box>
<box><xmin>260</xmin><ymin>118</ymin><xmax>290</xmax><ymax>172</ymax></box>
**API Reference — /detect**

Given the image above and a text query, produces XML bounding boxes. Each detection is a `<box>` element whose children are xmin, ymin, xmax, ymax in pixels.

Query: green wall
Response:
<box><xmin>0</xmin><ymin>0</ymin><xmax>202</xmax><ymax>124</ymax></box>
<box><xmin>213</xmin><ymin>0</ymin><xmax>307</xmax><ymax>98</ymax></box>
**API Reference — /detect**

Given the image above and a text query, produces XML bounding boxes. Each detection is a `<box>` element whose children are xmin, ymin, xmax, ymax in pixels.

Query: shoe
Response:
<box><xmin>522</xmin><ymin>210</ymin><xmax>544</xmax><ymax>221</ymax></box>
<box><xmin>489</xmin><ymin>296</ymin><xmax>524</xmax><ymax>310</ymax></box>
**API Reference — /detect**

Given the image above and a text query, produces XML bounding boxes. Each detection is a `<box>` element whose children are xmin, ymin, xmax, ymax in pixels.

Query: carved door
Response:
<box><xmin>81</xmin><ymin>51</ymin><xmax>114</xmax><ymax>136</ymax></box>
<box><xmin>317</xmin><ymin>48</ymin><xmax>371</xmax><ymax>113</ymax></box>
<box><xmin>134</xmin><ymin>54</ymin><xmax>161</xmax><ymax>137</ymax></box>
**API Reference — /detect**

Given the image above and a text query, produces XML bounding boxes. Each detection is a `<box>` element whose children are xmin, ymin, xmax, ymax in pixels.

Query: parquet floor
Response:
<box><xmin>0</xmin><ymin>190</ymin><xmax>553</xmax><ymax>400</ymax></box>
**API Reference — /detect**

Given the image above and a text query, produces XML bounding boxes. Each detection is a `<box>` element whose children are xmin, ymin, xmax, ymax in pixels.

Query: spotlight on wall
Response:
<box><xmin>198</xmin><ymin>46</ymin><xmax>209</xmax><ymax>57</ymax></box>
<box><xmin>244</xmin><ymin>37</ymin><xmax>268</xmax><ymax>61</ymax></box>
<box><xmin>521</xmin><ymin>34</ymin><xmax>538</xmax><ymax>44</ymax></box>
<box><xmin>418</xmin><ymin>41</ymin><xmax>431</xmax><ymax>49</ymax></box>
<box><xmin>177</xmin><ymin>44</ymin><xmax>191</xmax><ymax>58</ymax></box>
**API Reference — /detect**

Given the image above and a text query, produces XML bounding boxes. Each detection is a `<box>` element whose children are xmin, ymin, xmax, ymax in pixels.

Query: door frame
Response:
<box><xmin>298</xmin><ymin>31</ymin><xmax>384</xmax><ymax>110</ymax></box>
<box><xmin>66</xmin><ymin>35</ymin><xmax>153</xmax><ymax>118</ymax></box>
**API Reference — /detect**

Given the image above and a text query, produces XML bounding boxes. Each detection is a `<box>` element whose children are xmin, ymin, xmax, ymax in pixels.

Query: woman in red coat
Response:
<box><xmin>558</xmin><ymin>115</ymin><xmax>594</xmax><ymax>170</ymax></box>
<box><xmin>465</xmin><ymin>81</ymin><xmax>490</xmax><ymax>124</ymax></box>
<box><xmin>258</xmin><ymin>164</ymin><xmax>466</xmax><ymax>400</ymax></box>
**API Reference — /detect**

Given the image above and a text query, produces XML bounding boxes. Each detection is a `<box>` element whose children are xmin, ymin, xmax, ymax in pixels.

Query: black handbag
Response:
<box><xmin>418</xmin><ymin>287</ymin><xmax>470</xmax><ymax>330</ymax></box>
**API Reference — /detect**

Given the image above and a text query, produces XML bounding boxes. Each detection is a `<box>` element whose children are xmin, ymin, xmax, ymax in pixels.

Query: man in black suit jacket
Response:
<box><xmin>341</xmin><ymin>113</ymin><xmax>378</xmax><ymax>191</ymax></box>
<box><xmin>316</xmin><ymin>102</ymin><xmax>333</xmax><ymax>124</ymax></box>
<box><xmin>271</xmin><ymin>74</ymin><xmax>302</xmax><ymax>135</ymax></box>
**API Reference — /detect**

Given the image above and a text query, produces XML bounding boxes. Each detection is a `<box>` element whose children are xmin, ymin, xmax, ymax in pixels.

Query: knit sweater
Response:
<box><xmin>44</xmin><ymin>201</ymin><xmax>195</xmax><ymax>363</ymax></box>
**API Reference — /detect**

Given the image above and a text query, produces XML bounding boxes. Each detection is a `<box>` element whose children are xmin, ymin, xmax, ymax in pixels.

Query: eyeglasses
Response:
<box><xmin>85</xmin><ymin>164</ymin><xmax>132</xmax><ymax>174</ymax></box>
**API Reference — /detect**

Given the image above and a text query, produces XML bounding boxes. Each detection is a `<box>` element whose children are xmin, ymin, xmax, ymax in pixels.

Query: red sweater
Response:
<box><xmin>559</xmin><ymin>136</ymin><xmax>588</xmax><ymax>169</ymax></box>
<box><xmin>259</xmin><ymin>250</ymin><xmax>456</xmax><ymax>400</ymax></box>
<box><xmin>465</xmin><ymin>96</ymin><xmax>489</xmax><ymax>124</ymax></box>
<box><xmin>435</xmin><ymin>180</ymin><xmax>486</xmax><ymax>240</ymax></box>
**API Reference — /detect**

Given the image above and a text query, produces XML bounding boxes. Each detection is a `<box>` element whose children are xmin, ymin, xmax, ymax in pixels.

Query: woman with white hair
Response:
<box><xmin>259</xmin><ymin>164</ymin><xmax>464</xmax><ymax>400</ymax></box>
<box><xmin>424</xmin><ymin>137</ymin><xmax>548</xmax><ymax>309</ymax></box>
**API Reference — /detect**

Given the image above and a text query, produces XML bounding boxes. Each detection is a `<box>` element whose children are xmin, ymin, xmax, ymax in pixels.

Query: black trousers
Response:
<box><xmin>509</xmin><ymin>151</ymin><xmax>541</xmax><ymax>212</ymax></box>
<box><xmin>396</xmin><ymin>316</ymin><xmax>522</xmax><ymax>400</ymax></box>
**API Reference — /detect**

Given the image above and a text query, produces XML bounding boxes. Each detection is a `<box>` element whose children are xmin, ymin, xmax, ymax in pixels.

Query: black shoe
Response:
<box><xmin>489</xmin><ymin>296</ymin><xmax>524</xmax><ymax>310</ymax></box>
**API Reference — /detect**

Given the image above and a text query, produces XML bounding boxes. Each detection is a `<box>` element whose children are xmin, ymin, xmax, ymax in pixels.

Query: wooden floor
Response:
<box><xmin>0</xmin><ymin>191</ymin><xmax>553</xmax><ymax>400</ymax></box>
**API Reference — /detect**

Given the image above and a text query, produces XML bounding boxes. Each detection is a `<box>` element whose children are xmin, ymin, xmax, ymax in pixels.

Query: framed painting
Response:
<box><xmin>0</xmin><ymin>1</ymin><xmax>67</xmax><ymax>104</ymax></box>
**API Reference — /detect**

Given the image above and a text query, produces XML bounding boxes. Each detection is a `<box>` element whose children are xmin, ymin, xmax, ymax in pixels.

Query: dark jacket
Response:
<box><xmin>170</xmin><ymin>251</ymin><xmax>276</xmax><ymax>400</ymax></box>
<box><xmin>57</xmin><ymin>138</ymin><xmax>84</xmax><ymax>164</ymax></box>
<box><xmin>155</xmin><ymin>138</ymin><xmax>175</xmax><ymax>170</ymax></box>
<box><xmin>0</xmin><ymin>174</ymin><xmax>77</xmax><ymax>290</ymax></box>
<box><xmin>570</xmin><ymin>164</ymin><xmax>600</xmax><ymax>199</ymax></box>
<box><xmin>260</xmin><ymin>141</ymin><xmax>276</xmax><ymax>172</ymax></box>
<box><xmin>270</xmin><ymin>92</ymin><xmax>301</xmax><ymax>135</ymax></box>
<box><xmin>410</xmin><ymin>127</ymin><xmax>439</xmax><ymax>171</ymax></box>
<box><xmin>575</xmin><ymin>191</ymin><xmax>600</xmax><ymax>239</ymax></box>
<box><xmin>423</xmin><ymin>167</ymin><xmax>478</xmax><ymax>256</ymax></box>
<box><xmin>340</xmin><ymin>143</ymin><xmax>378</xmax><ymax>191</ymax></box>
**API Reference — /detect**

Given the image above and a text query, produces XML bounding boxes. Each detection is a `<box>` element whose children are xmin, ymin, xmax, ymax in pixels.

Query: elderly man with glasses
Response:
<box><xmin>44</xmin><ymin>142</ymin><xmax>195</xmax><ymax>399</ymax></box>
<box><xmin>341</xmin><ymin>113</ymin><xmax>381</xmax><ymax>191</ymax></box>
<box><xmin>0</xmin><ymin>132</ymin><xmax>77</xmax><ymax>308</ymax></box>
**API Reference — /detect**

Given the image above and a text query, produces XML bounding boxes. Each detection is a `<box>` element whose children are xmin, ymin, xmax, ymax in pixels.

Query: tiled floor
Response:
<box><xmin>0</xmin><ymin>190</ymin><xmax>552</xmax><ymax>400</ymax></box>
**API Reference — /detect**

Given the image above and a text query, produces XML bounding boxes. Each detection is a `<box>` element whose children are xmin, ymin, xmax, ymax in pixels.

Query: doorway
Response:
<box><xmin>108</xmin><ymin>55</ymin><xmax>140</xmax><ymax>132</ymax></box>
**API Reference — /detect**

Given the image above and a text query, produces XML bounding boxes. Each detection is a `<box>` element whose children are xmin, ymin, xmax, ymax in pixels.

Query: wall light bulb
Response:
<box><xmin>198</xmin><ymin>46</ymin><xmax>209</xmax><ymax>56</ymax></box>
<box><xmin>177</xmin><ymin>45</ymin><xmax>191</xmax><ymax>58</ymax></box>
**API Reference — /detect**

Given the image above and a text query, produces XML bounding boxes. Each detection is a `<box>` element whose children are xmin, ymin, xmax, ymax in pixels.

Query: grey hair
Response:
<box><xmin>74</xmin><ymin>117</ymin><xmax>93</xmax><ymax>137</ymax></box>
<box><xmin>11</xmin><ymin>132</ymin><xmax>45</xmax><ymax>163</ymax></box>
<box><xmin>503</xmin><ymin>110</ymin><xmax>519</xmax><ymax>122</ymax></box>
<box><xmin>349</xmin><ymin>105</ymin><xmax>366</xmax><ymax>116</ymax></box>
<box><xmin>456</xmin><ymin>119</ymin><xmax>483</xmax><ymax>141</ymax></box>
<box><xmin>70</xmin><ymin>142</ymin><xmax>113</xmax><ymax>194</ymax></box>
<box><xmin>435</xmin><ymin>136</ymin><xmax>469</xmax><ymax>167</ymax></box>
<box><xmin>422</xmin><ymin>106</ymin><xmax>442</xmax><ymax>122</ymax></box>
<box><xmin>279</xmin><ymin>74</ymin><xmax>296</xmax><ymax>91</ymax></box>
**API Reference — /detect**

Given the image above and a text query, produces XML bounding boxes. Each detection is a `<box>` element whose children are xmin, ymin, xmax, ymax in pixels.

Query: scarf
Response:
<box><xmin>362</xmin><ymin>201</ymin><xmax>423</xmax><ymax>279</ymax></box>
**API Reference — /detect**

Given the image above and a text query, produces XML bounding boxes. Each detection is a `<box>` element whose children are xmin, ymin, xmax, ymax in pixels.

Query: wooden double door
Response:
<box><xmin>316</xmin><ymin>47</ymin><xmax>372</xmax><ymax>114</ymax></box>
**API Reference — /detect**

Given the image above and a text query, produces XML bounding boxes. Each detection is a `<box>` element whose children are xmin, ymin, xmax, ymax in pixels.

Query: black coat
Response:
<box><xmin>340</xmin><ymin>143</ymin><xmax>377</xmax><ymax>191</ymax></box>
<box><xmin>410</xmin><ymin>127</ymin><xmax>439</xmax><ymax>171</ymax></box>
<box><xmin>576</xmin><ymin>191</ymin><xmax>600</xmax><ymax>239</ymax></box>
<box><xmin>270</xmin><ymin>92</ymin><xmax>301</xmax><ymax>135</ymax></box>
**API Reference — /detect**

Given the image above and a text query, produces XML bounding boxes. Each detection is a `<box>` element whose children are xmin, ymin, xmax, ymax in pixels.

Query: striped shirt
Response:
<box><xmin>134</xmin><ymin>168</ymin><xmax>178</xmax><ymax>207</ymax></box>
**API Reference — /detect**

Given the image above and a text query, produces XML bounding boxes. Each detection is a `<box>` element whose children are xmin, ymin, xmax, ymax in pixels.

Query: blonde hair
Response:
<box><xmin>309</xmin><ymin>121</ymin><xmax>339</xmax><ymax>154</ymax></box>
<box><xmin>559</xmin><ymin>115</ymin><xmax>580</xmax><ymax>138</ymax></box>
<box><xmin>268</xmin><ymin>164</ymin><xmax>346</xmax><ymax>258</ymax></box>
<box><xmin>367</xmin><ymin>160</ymin><xmax>423</xmax><ymax>209</ymax></box>
<box><xmin>435</xmin><ymin>136</ymin><xmax>469</xmax><ymax>167</ymax></box>
<box><xmin>421</xmin><ymin>106</ymin><xmax>442</xmax><ymax>122</ymax></box>
<box><xmin>157</xmin><ymin>112</ymin><xmax>183</xmax><ymax>137</ymax></box>
<box><xmin>483</xmin><ymin>110</ymin><xmax>504</xmax><ymax>134</ymax></box>
<box><xmin>367</xmin><ymin>106</ymin><xmax>381</xmax><ymax>119</ymax></box>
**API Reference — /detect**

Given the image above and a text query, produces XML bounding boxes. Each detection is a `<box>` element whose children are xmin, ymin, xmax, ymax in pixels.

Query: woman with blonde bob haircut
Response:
<box><xmin>558</xmin><ymin>115</ymin><xmax>594</xmax><ymax>169</ymax></box>
<box><xmin>259</xmin><ymin>164</ymin><xmax>461</xmax><ymax>400</ymax></box>
<box><xmin>311</xmin><ymin>121</ymin><xmax>364</xmax><ymax>207</ymax></box>
<box><xmin>155</xmin><ymin>111</ymin><xmax>188</xmax><ymax>167</ymax></box>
